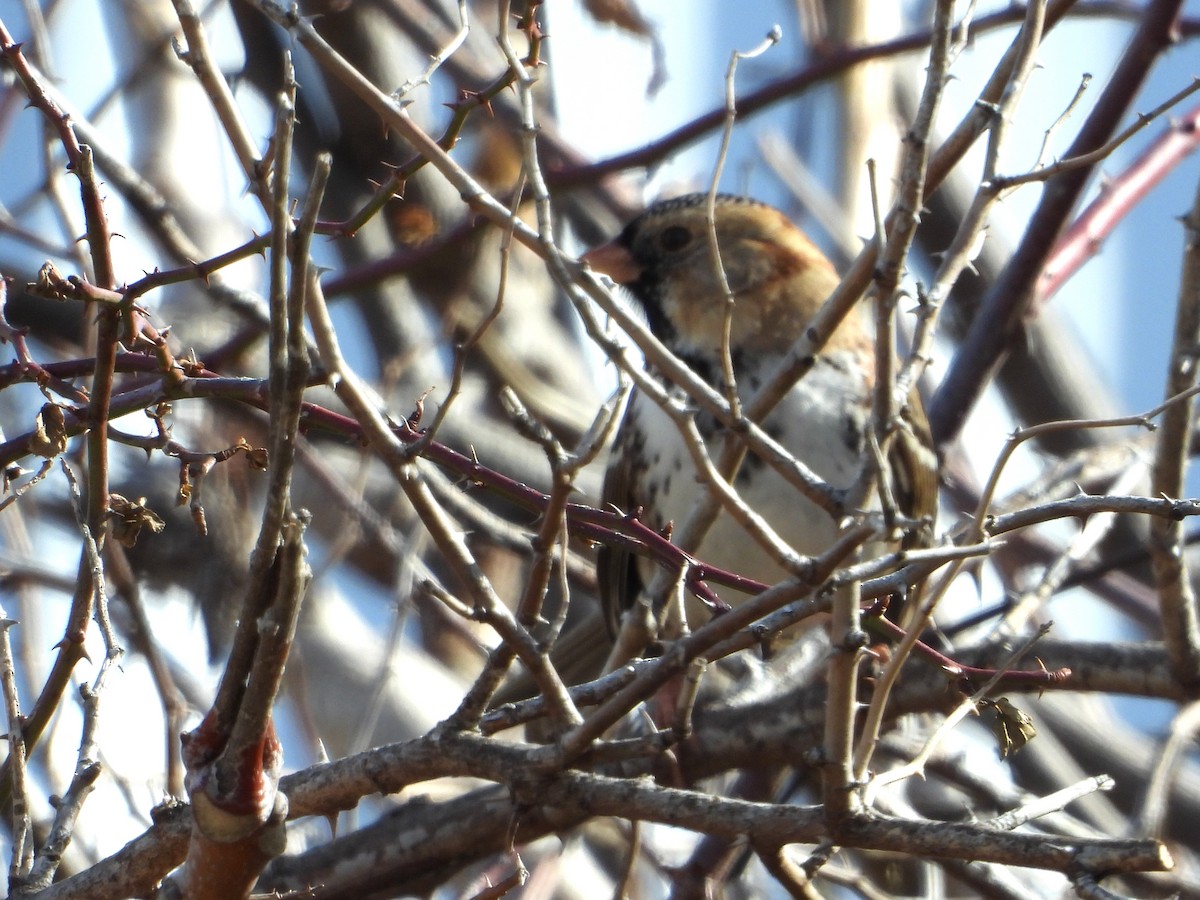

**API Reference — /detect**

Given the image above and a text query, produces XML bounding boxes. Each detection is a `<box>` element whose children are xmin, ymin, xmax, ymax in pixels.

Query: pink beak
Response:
<box><xmin>582</xmin><ymin>241</ymin><xmax>641</xmax><ymax>285</ymax></box>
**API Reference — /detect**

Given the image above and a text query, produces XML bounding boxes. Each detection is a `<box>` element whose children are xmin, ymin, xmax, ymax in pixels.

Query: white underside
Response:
<box><xmin>623</xmin><ymin>352</ymin><xmax>871</xmax><ymax>597</ymax></box>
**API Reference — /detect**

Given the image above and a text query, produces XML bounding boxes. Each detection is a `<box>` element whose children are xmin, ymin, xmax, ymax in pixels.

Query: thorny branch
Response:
<box><xmin>1</xmin><ymin>2</ymin><xmax>1199</xmax><ymax>898</ymax></box>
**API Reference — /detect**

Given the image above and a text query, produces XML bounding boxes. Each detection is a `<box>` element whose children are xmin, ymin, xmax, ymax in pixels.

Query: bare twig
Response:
<box><xmin>930</xmin><ymin>0</ymin><xmax>1188</xmax><ymax>446</ymax></box>
<box><xmin>1150</xmin><ymin>169</ymin><xmax>1200</xmax><ymax>688</ymax></box>
<box><xmin>708</xmin><ymin>26</ymin><xmax>782</xmax><ymax>419</ymax></box>
<box><xmin>1139</xmin><ymin>699</ymin><xmax>1200</xmax><ymax>837</ymax></box>
<box><xmin>996</xmin><ymin>77</ymin><xmax>1200</xmax><ymax>191</ymax></box>
<box><xmin>170</xmin><ymin>0</ymin><xmax>265</xmax><ymax>198</ymax></box>
<box><xmin>1038</xmin><ymin>101</ymin><xmax>1200</xmax><ymax>304</ymax></box>
<box><xmin>392</xmin><ymin>0</ymin><xmax>469</xmax><ymax>99</ymax></box>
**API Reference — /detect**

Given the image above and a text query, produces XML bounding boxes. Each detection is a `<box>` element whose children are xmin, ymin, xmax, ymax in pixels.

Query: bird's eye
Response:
<box><xmin>658</xmin><ymin>225</ymin><xmax>693</xmax><ymax>253</ymax></box>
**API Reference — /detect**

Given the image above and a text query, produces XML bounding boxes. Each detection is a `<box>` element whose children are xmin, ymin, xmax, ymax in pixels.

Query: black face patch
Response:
<box><xmin>632</xmin><ymin>278</ymin><xmax>678</xmax><ymax>345</ymax></box>
<box><xmin>614</xmin><ymin>193</ymin><xmax>773</xmax><ymax>348</ymax></box>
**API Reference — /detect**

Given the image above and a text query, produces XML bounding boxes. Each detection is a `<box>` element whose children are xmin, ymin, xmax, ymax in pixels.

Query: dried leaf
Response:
<box><xmin>986</xmin><ymin>697</ymin><xmax>1037</xmax><ymax>759</ymax></box>
<box><xmin>29</xmin><ymin>404</ymin><xmax>68</xmax><ymax>458</ymax></box>
<box><xmin>108</xmin><ymin>493</ymin><xmax>166</xmax><ymax>547</ymax></box>
<box><xmin>245</xmin><ymin>446</ymin><xmax>270</xmax><ymax>471</ymax></box>
<box><xmin>30</xmin><ymin>261</ymin><xmax>70</xmax><ymax>301</ymax></box>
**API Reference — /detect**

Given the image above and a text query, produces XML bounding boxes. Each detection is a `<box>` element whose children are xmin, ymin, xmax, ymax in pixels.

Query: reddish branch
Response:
<box><xmin>1038</xmin><ymin>101</ymin><xmax>1200</xmax><ymax>305</ymax></box>
<box><xmin>929</xmin><ymin>0</ymin><xmax>1189</xmax><ymax>445</ymax></box>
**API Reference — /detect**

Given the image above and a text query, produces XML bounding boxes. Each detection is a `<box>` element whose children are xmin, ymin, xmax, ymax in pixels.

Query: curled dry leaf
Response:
<box><xmin>108</xmin><ymin>493</ymin><xmax>166</xmax><ymax>548</ymax></box>
<box><xmin>29</xmin><ymin>261</ymin><xmax>69</xmax><ymax>302</ymax></box>
<box><xmin>218</xmin><ymin>437</ymin><xmax>268</xmax><ymax>470</ymax></box>
<box><xmin>29</xmin><ymin>403</ymin><xmax>68</xmax><ymax>458</ymax></box>
<box><xmin>984</xmin><ymin>697</ymin><xmax>1038</xmax><ymax>759</ymax></box>
<box><xmin>244</xmin><ymin>445</ymin><xmax>270</xmax><ymax>471</ymax></box>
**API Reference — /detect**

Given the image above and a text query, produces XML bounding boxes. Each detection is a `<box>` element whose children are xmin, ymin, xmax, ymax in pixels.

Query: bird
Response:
<box><xmin>583</xmin><ymin>192</ymin><xmax>938</xmax><ymax>650</ymax></box>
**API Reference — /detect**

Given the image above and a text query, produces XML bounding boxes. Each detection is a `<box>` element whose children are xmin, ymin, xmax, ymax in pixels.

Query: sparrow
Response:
<box><xmin>584</xmin><ymin>193</ymin><xmax>937</xmax><ymax>645</ymax></box>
